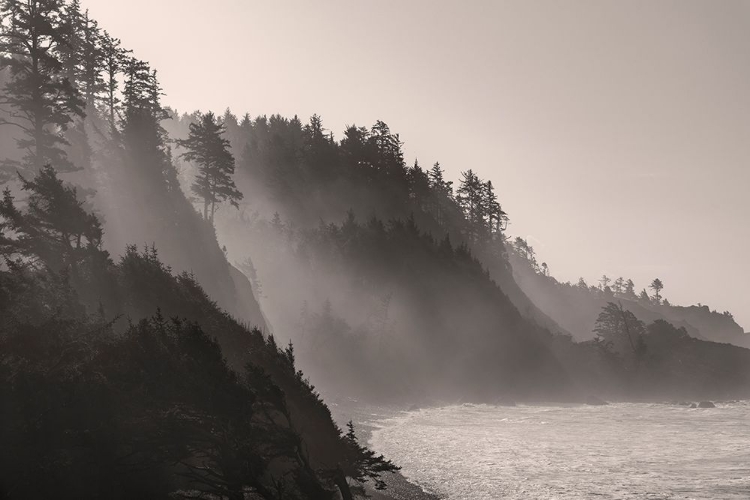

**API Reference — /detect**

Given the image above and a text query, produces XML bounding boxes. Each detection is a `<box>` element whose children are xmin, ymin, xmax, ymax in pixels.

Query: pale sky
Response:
<box><xmin>82</xmin><ymin>0</ymin><xmax>750</xmax><ymax>330</ymax></box>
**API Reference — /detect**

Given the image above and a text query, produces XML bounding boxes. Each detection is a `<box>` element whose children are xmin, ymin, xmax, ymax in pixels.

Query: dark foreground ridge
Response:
<box><xmin>0</xmin><ymin>168</ymin><xmax>397</xmax><ymax>499</ymax></box>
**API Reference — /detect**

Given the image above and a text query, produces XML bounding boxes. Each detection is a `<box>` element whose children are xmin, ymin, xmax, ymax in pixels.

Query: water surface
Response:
<box><xmin>369</xmin><ymin>402</ymin><xmax>750</xmax><ymax>499</ymax></box>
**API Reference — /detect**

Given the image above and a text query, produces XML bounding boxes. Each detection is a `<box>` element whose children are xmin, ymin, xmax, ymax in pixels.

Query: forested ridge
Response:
<box><xmin>1</xmin><ymin>1</ymin><xmax>750</xmax><ymax>498</ymax></box>
<box><xmin>507</xmin><ymin>236</ymin><xmax>750</xmax><ymax>348</ymax></box>
<box><xmin>165</xmin><ymin>107</ymin><xmax>750</xmax><ymax>402</ymax></box>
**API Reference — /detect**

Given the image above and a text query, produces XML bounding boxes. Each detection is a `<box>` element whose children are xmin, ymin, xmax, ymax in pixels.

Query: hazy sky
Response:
<box><xmin>82</xmin><ymin>0</ymin><xmax>750</xmax><ymax>330</ymax></box>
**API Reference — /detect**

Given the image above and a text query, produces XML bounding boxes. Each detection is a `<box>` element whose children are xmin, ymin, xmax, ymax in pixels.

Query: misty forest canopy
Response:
<box><xmin>1</xmin><ymin>1</ymin><xmax>750</xmax><ymax>498</ymax></box>
<box><xmin>506</xmin><ymin>236</ymin><xmax>750</xmax><ymax>348</ymax></box>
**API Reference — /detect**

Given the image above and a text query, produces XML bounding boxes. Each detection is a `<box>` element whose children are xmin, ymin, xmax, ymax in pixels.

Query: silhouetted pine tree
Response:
<box><xmin>624</xmin><ymin>278</ymin><xmax>636</xmax><ymax>298</ymax></box>
<box><xmin>456</xmin><ymin>169</ymin><xmax>484</xmax><ymax>243</ymax></box>
<box><xmin>78</xmin><ymin>9</ymin><xmax>104</xmax><ymax>109</ymax></box>
<box><xmin>0</xmin><ymin>165</ymin><xmax>103</xmax><ymax>271</ymax></box>
<box><xmin>370</xmin><ymin>120</ymin><xmax>404</xmax><ymax>177</ymax></box>
<box><xmin>649</xmin><ymin>278</ymin><xmax>664</xmax><ymax>305</ymax></box>
<box><xmin>100</xmin><ymin>30</ymin><xmax>128</xmax><ymax>128</ymax></box>
<box><xmin>57</xmin><ymin>0</ymin><xmax>82</xmax><ymax>86</ymax></box>
<box><xmin>427</xmin><ymin>161</ymin><xmax>454</xmax><ymax>226</ymax></box>
<box><xmin>406</xmin><ymin>158</ymin><xmax>430</xmax><ymax>208</ymax></box>
<box><xmin>302</xmin><ymin>113</ymin><xmax>338</xmax><ymax>182</ymax></box>
<box><xmin>428</xmin><ymin>161</ymin><xmax>452</xmax><ymax>195</ymax></box>
<box><xmin>482</xmin><ymin>179</ymin><xmax>507</xmax><ymax>236</ymax></box>
<box><xmin>120</xmin><ymin>58</ymin><xmax>171</xmax><ymax>186</ymax></box>
<box><xmin>332</xmin><ymin>421</ymin><xmax>399</xmax><ymax>499</ymax></box>
<box><xmin>176</xmin><ymin>111</ymin><xmax>243</xmax><ymax>222</ymax></box>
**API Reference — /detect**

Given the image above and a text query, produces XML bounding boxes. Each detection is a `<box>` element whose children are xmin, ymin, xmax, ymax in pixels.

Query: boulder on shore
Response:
<box><xmin>698</xmin><ymin>401</ymin><xmax>716</xmax><ymax>408</ymax></box>
<box><xmin>585</xmin><ymin>395</ymin><xmax>608</xmax><ymax>406</ymax></box>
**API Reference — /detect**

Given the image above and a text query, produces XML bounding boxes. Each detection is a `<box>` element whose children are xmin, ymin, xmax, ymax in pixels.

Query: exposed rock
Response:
<box><xmin>585</xmin><ymin>395</ymin><xmax>608</xmax><ymax>406</ymax></box>
<box><xmin>698</xmin><ymin>401</ymin><xmax>716</xmax><ymax>408</ymax></box>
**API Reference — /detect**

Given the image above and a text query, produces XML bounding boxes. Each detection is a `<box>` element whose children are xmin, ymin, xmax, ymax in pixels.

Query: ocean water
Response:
<box><xmin>369</xmin><ymin>402</ymin><xmax>750</xmax><ymax>499</ymax></box>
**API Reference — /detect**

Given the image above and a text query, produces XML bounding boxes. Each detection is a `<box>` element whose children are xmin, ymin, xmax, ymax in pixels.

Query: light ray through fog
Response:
<box><xmin>81</xmin><ymin>0</ymin><xmax>750</xmax><ymax>329</ymax></box>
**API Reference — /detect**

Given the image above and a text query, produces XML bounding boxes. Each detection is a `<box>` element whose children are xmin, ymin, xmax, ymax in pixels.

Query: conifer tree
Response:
<box><xmin>0</xmin><ymin>165</ymin><xmax>104</xmax><ymax>271</ymax></box>
<box><xmin>649</xmin><ymin>278</ymin><xmax>664</xmax><ymax>305</ymax></box>
<box><xmin>57</xmin><ymin>0</ymin><xmax>82</xmax><ymax>87</ymax></box>
<box><xmin>369</xmin><ymin>120</ymin><xmax>404</xmax><ymax>175</ymax></box>
<box><xmin>177</xmin><ymin>111</ymin><xmax>243</xmax><ymax>222</ymax></box>
<box><xmin>334</xmin><ymin>421</ymin><xmax>399</xmax><ymax>499</ymax></box>
<box><xmin>117</xmin><ymin>57</ymin><xmax>181</xmax><ymax>203</ymax></box>
<box><xmin>406</xmin><ymin>158</ymin><xmax>430</xmax><ymax>206</ymax></box>
<box><xmin>625</xmin><ymin>278</ymin><xmax>636</xmax><ymax>298</ymax></box>
<box><xmin>121</xmin><ymin>58</ymin><xmax>168</xmax><ymax>154</ymax></box>
<box><xmin>456</xmin><ymin>169</ymin><xmax>484</xmax><ymax>242</ymax></box>
<box><xmin>613</xmin><ymin>276</ymin><xmax>625</xmax><ymax>295</ymax></box>
<box><xmin>541</xmin><ymin>262</ymin><xmax>549</xmax><ymax>276</ymax></box>
<box><xmin>302</xmin><ymin>113</ymin><xmax>338</xmax><ymax>182</ymax></box>
<box><xmin>482</xmin><ymin>179</ymin><xmax>507</xmax><ymax>235</ymax></box>
<box><xmin>428</xmin><ymin>161</ymin><xmax>452</xmax><ymax>196</ymax></box>
<box><xmin>78</xmin><ymin>9</ymin><xmax>103</xmax><ymax>109</ymax></box>
<box><xmin>100</xmin><ymin>30</ymin><xmax>128</xmax><ymax>128</ymax></box>
<box><xmin>0</xmin><ymin>0</ymin><xmax>85</xmax><ymax>179</ymax></box>
<box><xmin>58</xmin><ymin>3</ymin><xmax>100</xmax><ymax>171</ymax></box>
<box><xmin>427</xmin><ymin>161</ymin><xmax>453</xmax><ymax>226</ymax></box>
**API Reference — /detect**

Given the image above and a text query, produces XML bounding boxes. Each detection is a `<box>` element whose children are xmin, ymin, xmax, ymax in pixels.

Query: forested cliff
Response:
<box><xmin>1</xmin><ymin>1</ymin><xmax>749</xmax><ymax>498</ymax></box>
<box><xmin>0</xmin><ymin>2</ymin><xmax>395</xmax><ymax>498</ymax></box>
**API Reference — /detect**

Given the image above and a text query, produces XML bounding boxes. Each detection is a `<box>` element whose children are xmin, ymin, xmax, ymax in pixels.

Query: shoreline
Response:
<box><xmin>357</xmin><ymin>419</ymin><xmax>441</xmax><ymax>500</ymax></box>
<box><xmin>325</xmin><ymin>397</ymin><xmax>740</xmax><ymax>500</ymax></box>
<box><xmin>326</xmin><ymin>399</ymin><xmax>441</xmax><ymax>500</ymax></box>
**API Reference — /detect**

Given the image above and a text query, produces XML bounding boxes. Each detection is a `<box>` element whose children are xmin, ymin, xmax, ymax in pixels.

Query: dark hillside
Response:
<box><xmin>0</xmin><ymin>167</ymin><xmax>397</xmax><ymax>498</ymax></box>
<box><xmin>507</xmin><ymin>241</ymin><xmax>750</xmax><ymax>348</ymax></box>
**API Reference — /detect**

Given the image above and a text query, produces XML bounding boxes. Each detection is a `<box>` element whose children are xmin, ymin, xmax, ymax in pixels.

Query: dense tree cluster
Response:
<box><xmin>0</xmin><ymin>0</ymin><xmax>85</xmax><ymax>177</ymax></box>
<box><xmin>2</xmin><ymin>0</ymin><xmax>259</xmax><ymax>321</ymax></box>
<box><xmin>510</xmin><ymin>237</ymin><xmax>668</xmax><ymax>306</ymax></box>
<box><xmin>0</xmin><ymin>0</ymin><xmax>242</xmax><ymax>224</ymax></box>
<box><xmin>168</xmin><ymin>111</ymin><xmax>510</xmax><ymax>254</ymax></box>
<box><xmin>507</xmin><ymin>236</ymin><xmax>750</xmax><ymax>349</ymax></box>
<box><xmin>593</xmin><ymin>302</ymin><xmax>648</xmax><ymax>362</ymax></box>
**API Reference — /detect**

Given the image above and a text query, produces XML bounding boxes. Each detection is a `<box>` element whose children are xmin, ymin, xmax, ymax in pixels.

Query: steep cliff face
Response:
<box><xmin>475</xmin><ymin>245</ymin><xmax>572</xmax><ymax>337</ymax></box>
<box><xmin>657</xmin><ymin>305</ymin><xmax>749</xmax><ymax>347</ymax></box>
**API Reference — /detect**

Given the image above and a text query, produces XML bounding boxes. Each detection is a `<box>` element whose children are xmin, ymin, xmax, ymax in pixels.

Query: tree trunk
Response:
<box><xmin>334</xmin><ymin>470</ymin><xmax>354</xmax><ymax>500</ymax></box>
<box><xmin>32</xmin><ymin>36</ymin><xmax>43</xmax><ymax>172</ymax></box>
